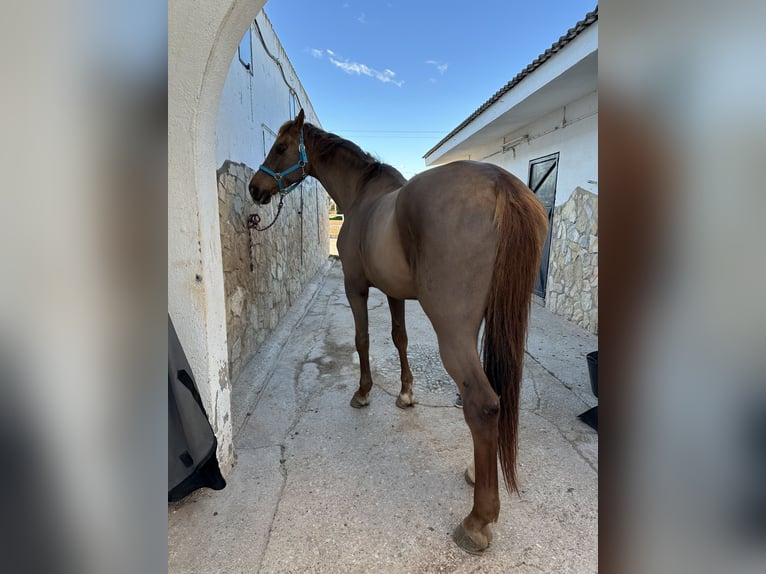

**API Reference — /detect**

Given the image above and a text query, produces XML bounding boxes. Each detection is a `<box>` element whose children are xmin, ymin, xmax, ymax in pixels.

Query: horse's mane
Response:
<box><xmin>303</xmin><ymin>123</ymin><xmax>406</xmax><ymax>189</ymax></box>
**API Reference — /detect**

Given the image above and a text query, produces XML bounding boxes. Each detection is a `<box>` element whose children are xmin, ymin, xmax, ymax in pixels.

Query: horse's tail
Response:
<box><xmin>484</xmin><ymin>172</ymin><xmax>548</xmax><ymax>493</ymax></box>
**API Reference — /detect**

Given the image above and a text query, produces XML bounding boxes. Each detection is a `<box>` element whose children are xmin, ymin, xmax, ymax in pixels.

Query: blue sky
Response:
<box><xmin>264</xmin><ymin>0</ymin><xmax>596</xmax><ymax>179</ymax></box>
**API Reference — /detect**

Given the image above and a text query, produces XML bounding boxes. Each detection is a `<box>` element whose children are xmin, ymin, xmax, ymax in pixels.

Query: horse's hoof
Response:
<box><xmin>452</xmin><ymin>523</ymin><xmax>490</xmax><ymax>555</ymax></box>
<box><xmin>395</xmin><ymin>394</ymin><xmax>415</xmax><ymax>409</ymax></box>
<box><xmin>482</xmin><ymin>524</ymin><xmax>493</xmax><ymax>545</ymax></box>
<box><xmin>464</xmin><ymin>463</ymin><xmax>476</xmax><ymax>486</ymax></box>
<box><xmin>349</xmin><ymin>394</ymin><xmax>370</xmax><ymax>408</ymax></box>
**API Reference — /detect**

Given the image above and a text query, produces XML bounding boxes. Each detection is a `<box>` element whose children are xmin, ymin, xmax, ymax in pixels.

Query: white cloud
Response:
<box><xmin>357</xmin><ymin>12</ymin><xmax>367</xmax><ymax>24</ymax></box>
<box><xmin>425</xmin><ymin>60</ymin><xmax>448</xmax><ymax>74</ymax></box>
<box><xmin>325</xmin><ymin>51</ymin><xmax>404</xmax><ymax>87</ymax></box>
<box><xmin>309</xmin><ymin>48</ymin><xmax>324</xmax><ymax>59</ymax></box>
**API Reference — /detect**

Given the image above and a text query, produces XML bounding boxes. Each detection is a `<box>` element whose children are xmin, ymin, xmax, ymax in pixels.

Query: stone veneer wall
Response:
<box><xmin>545</xmin><ymin>187</ymin><xmax>598</xmax><ymax>333</ymax></box>
<box><xmin>217</xmin><ymin>160</ymin><xmax>330</xmax><ymax>382</ymax></box>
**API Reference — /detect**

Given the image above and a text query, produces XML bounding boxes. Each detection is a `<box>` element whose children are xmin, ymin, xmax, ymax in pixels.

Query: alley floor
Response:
<box><xmin>168</xmin><ymin>259</ymin><xmax>598</xmax><ymax>573</ymax></box>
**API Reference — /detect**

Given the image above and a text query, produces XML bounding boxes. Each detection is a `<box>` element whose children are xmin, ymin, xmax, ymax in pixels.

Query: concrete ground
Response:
<box><xmin>169</xmin><ymin>260</ymin><xmax>598</xmax><ymax>573</ymax></box>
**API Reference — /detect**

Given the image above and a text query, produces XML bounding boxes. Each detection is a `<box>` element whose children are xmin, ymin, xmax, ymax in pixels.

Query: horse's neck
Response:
<box><xmin>310</xmin><ymin>161</ymin><xmax>359</xmax><ymax>213</ymax></box>
<box><xmin>305</xmin><ymin>129</ymin><xmax>367</xmax><ymax>212</ymax></box>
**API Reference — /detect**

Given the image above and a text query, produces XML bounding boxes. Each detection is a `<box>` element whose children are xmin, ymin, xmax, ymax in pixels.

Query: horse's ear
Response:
<box><xmin>294</xmin><ymin>108</ymin><xmax>305</xmax><ymax>130</ymax></box>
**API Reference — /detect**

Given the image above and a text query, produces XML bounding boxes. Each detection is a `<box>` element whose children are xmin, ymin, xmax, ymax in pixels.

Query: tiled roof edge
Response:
<box><xmin>424</xmin><ymin>6</ymin><xmax>598</xmax><ymax>159</ymax></box>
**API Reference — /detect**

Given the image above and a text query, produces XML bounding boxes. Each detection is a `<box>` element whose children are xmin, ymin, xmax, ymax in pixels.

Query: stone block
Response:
<box><xmin>217</xmin><ymin>160</ymin><xmax>329</xmax><ymax>382</ymax></box>
<box><xmin>545</xmin><ymin>187</ymin><xmax>598</xmax><ymax>333</ymax></box>
<box><xmin>228</xmin><ymin>286</ymin><xmax>245</xmax><ymax>318</ymax></box>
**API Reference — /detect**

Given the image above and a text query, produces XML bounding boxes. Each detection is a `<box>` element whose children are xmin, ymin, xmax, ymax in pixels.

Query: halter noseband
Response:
<box><xmin>257</xmin><ymin>128</ymin><xmax>308</xmax><ymax>195</ymax></box>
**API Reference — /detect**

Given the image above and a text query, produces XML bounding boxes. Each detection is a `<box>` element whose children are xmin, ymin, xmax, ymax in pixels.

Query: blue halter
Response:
<box><xmin>257</xmin><ymin>128</ymin><xmax>309</xmax><ymax>195</ymax></box>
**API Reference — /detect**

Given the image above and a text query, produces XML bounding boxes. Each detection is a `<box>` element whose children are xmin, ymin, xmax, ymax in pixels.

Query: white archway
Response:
<box><xmin>169</xmin><ymin>0</ymin><xmax>267</xmax><ymax>470</ymax></box>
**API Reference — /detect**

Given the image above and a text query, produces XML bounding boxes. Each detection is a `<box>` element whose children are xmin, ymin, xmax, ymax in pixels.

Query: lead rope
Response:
<box><xmin>247</xmin><ymin>194</ymin><xmax>286</xmax><ymax>232</ymax></box>
<box><xmin>246</xmin><ymin>194</ymin><xmax>286</xmax><ymax>272</ymax></box>
<box><xmin>221</xmin><ymin>172</ymin><xmax>289</xmax><ymax>272</ymax></box>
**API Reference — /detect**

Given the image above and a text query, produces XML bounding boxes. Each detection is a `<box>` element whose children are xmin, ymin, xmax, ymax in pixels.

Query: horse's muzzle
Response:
<box><xmin>248</xmin><ymin>183</ymin><xmax>273</xmax><ymax>205</ymax></box>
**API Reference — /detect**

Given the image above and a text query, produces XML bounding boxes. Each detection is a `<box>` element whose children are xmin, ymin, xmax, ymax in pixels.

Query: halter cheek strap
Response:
<box><xmin>258</xmin><ymin>128</ymin><xmax>309</xmax><ymax>195</ymax></box>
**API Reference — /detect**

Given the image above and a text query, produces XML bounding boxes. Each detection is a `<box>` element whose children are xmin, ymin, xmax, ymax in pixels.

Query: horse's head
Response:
<box><xmin>249</xmin><ymin>109</ymin><xmax>308</xmax><ymax>204</ymax></box>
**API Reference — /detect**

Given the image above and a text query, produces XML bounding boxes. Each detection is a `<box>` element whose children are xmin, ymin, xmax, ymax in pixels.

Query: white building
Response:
<box><xmin>169</xmin><ymin>3</ymin><xmax>327</xmax><ymax>470</ymax></box>
<box><xmin>424</xmin><ymin>8</ymin><xmax>598</xmax><ymax>333</ymax></box>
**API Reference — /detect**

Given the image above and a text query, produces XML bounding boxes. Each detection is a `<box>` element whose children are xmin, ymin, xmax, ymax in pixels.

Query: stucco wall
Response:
<box><xmin>170</xmin><ymin>0</ymin><xmax>268</xmax><ymax>472</ymax></box>
<box><xmin>216</xmin><ymin>12</ymin><xmax>320</xmax><ymax>169</ymax></box>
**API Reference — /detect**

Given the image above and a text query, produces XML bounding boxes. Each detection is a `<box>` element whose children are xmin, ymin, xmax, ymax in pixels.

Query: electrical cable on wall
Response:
<box><xmin>251</xmin><ymin>15</ymin><xmax>313</xmax><ymax>267</ymax></box>
<box><xmin>253</xmin><ymin>17</ymin><xmax>303</xmax><ymax>112</ymax></box>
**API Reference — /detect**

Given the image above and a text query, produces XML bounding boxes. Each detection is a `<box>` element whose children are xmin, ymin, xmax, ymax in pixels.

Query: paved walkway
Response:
<box><xmin>169</xmin><ymin>260</ymin><xmax>598</xmax><ymax>573</ymax></box>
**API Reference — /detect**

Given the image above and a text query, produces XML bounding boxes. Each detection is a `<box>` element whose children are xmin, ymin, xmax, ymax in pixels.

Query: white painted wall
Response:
<box><xmin>216</xmin><ymin>12</ymin><xmax>322</xmax><ymax>169</ymax></box>
<box><xmin>170</xmin><ymin>1</ymin><xmax>324</xmax><ymax>472</ymax></box>
<box><xmin>169</xmin><ymin>0</ymin><xmax>267</xmax><ymax>472</ymax></box>
<box><xmin>466</xmin><ymin>91</ymin><xmax>598</xmax><ymax>204</ymax></box>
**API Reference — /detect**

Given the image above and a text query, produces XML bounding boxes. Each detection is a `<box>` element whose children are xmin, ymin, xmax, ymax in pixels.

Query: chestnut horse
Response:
<box><xmin>249</xmin><ymin>110</ymin><xmax>547</xmax><ymax>553</ymax></box>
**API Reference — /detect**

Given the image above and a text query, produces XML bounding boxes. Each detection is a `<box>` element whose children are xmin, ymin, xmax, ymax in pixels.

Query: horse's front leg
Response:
<box><xmin>345</xmin><ymin>281</ymin><xmax>373</xmax><ymax>408</ymax></box>
<box><xmin>387</xmin><ymin>296</ymin><xmax>415</xmax><ymax>409</ymax></box>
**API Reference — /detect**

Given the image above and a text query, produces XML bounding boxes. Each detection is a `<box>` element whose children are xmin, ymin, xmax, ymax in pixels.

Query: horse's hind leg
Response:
<box><xmin>345</xmin><ymin>280</ymin><xmax>373</xmax><ymax>408</ymax></box>
<box><xmin>388</xmin><ymin>296</ymin><xmax>415</xmax><ymax>408</ymax></box>
<box><xmin>438</xmin><ymin>335</ymin><xmax>500</xmax><ymax>554</ymax></box>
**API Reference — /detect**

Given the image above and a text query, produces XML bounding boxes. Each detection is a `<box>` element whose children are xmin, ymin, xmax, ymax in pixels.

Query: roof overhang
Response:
<box><xmin>425</xmin><ymin>20</ymin><xmax>597</xmax><ymax>166</ymax></box>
